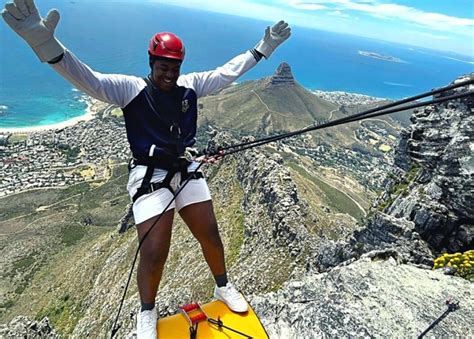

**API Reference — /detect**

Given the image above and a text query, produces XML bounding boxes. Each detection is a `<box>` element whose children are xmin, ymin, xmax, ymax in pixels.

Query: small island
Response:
<box><xmin>358</xmin><ymin>50</ymin><xmax>405</xmax><ymax>63</ymax></box>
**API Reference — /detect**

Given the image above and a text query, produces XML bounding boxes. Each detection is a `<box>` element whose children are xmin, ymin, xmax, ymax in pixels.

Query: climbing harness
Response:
<box><xmin>129</xmin><ymin>148</ymin><xmax>204</xmax><ymax>203</ymax></box>
<box><xmin>110</xmin><ymin>78</ymin><xmax>473</xmax><ymax>337</ymax></box>
<box><xmin>417</xmin><ymin>299</ymin><xmax>460</xmax><ymax>338</ymax></box>
<box><xmin>180</xmin><ymin>303</ymin><xmax>253</xmax><ymax>339</ymax></box>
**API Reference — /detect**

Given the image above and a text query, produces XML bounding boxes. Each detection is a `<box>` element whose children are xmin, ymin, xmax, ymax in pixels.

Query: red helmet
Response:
<box><xmin>148</xmin><ymin>32</ymin><xmax>185</xmax><ymax>61</ymax></box>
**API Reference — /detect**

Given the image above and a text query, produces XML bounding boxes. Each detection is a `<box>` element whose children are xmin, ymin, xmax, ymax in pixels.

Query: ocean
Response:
<box><xmin>0</xmin><ymin>0</ymin><xmax>473</xmax><ymax>129</ymax></box>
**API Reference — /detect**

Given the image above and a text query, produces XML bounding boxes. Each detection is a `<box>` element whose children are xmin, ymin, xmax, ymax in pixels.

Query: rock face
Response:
<box><xmin>314</xmin><ymin>212</ymin><xmax>434</xmax><ymax>272</ymax></box>
<box><xmin>236</xmin><ymin>144</ymin><xmax>308</xmax><ymax>258</ymax></box>
<box><xmin>269</xmin><ymin>62</ymin><xmax>295</xmax><ymax>86</ymax></box>
<box><xmin>252</xmin><ymin>254</ymin><xmax>472</xmax><ymax>338</ymax></box>
<box><xmin>389</xmin><ymin>75</ymin><xmax>473</xmax><ymax>252</ymax></box>
<box><xmin>0</xmin><ymin>316</ymin><xmax>59</xmax><ymax>338</ymax></box>
<box><xmin>251</xmin><ymin>75</ymin><xmax>473</xmax><ymax>338</ymax></box>
<box><xmin>314</xmin><ymin>75</ymin><xmax>473</xmax><ymax>271</ymax></box>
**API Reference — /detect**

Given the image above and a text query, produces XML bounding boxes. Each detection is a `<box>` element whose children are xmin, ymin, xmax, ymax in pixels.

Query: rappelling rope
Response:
<box><xmin>417</xmin><ymin>299</ymin><xmax>460</xmax><ymax>338</ymax></box>
<box><xmin>217</xmin><ymin>89</ymin><xmax>473</xmax><ymax>156</ymax></box>
<box><xmin>208</xmin><ymin>317</ymin><xmax>253</xmax><ymax>338</ymax></box>
<box><xmin>110</xmin><ymin>79</ymin><xmax>472</xmax><ymax>337</ymax></box>
<box><xmin>208</xmin><ymin>79</ymin><xmax>473</xmax><ymax>157</ymax></box>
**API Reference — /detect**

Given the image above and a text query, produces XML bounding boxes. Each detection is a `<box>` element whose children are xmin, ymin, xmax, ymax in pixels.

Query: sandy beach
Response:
<box><xmin>0</xmin><ymin>98</ymin><xmax>107</xmax><ymax>134</ymax></box>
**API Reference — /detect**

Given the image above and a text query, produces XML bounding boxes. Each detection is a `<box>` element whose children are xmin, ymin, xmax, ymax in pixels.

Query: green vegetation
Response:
<box><xmin>9</xmin><ymin>252</ymin><xmax>42</xmax><ymax>295</ymax></box>
<box><xmin>0</xmin><ymin>165</ymin><xmax>129</xmax><ymax>224</ymax></box>
<box><xmin>406</xmin><ymin>163</ymin><xmax>420</xmax><ymax>181</ymax></box>
<box><xmin>208</xmin><ymin>158</ymin><xmax>246</xmax><ymax>267</ymax></box>
<box><xmin>222</xmin><ymin>184</ymin><xmax>245</xmax><ymax>267</ymax></box>
<box><xmin>8</xmin><ymin>133</ymin><xmax>28</xmax><ymax>144</ymax></box>
<box><xmin>57</xmin><ymin>143</ymin><xmax>80</xmax><ymax>162</ymax></box>
<box><xmin>61</xmin><ymin>224</ymin><xmax>87</xmax><ymax>247</ymax></box>
<box><xmin>0</xmin><ymin>300</ymin><xmax>14</xmax><ymax>309</ymax></box>
<box><xmin>36</xmin><ymin>293</ymin><xmax>82</xmax><ymax>334</ymax></box>
<box><xmin>377</xmin><ymin>163</ymin><xmax>420</xmax><ymax>211</ymax></box>
<box><xmin>12</xmin><ymin>254</ymin><xmax>36</xmax><ymax>272</ymax></box>
<box><xmin>268</xmin><ymin>256</ymin><xmax>294</xmax><ymax>292</ymax></box>
<box><xmin>433</xmin><ymin>250</ymin><xmax>474</xmax><ymax>281</ymax></box>
<box><xmin>288</xmin><ymin>162</ymin><xmax>365</xmax><ymax>221</ymax></box>
<box><xmin>0</xmin><ymin>182</ymin><xmax>89</xmax><ymax>221</ymax></box>
<box><xmin>393</xmin><ymin>182</ymin><xmax>409</xmax><ymax>197</ymax></box>
<box><xmin>377</xmin><ymin>199</ymin><xmax>394</xmax><ymax>212</ymax></box>
<box><xmin>0</xmin><ymin>165</ymin><xmax>130</xmax><ymax>324</ymax></box>
<box><xmin>110</xmin><ymin>108</ymin><xmax>123</xmax><ymax>117</ymax></box>
<box><xmin>378</xmin><ymin>144</ymin><xmax>392</xmax><ymax>152</ymax></box>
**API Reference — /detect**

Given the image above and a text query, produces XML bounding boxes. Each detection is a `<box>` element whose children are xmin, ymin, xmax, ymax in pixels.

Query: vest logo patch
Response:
<box><xmin>181</xmin><ymin>99</ymin><xmax>189</xmax><ymax>113</ymax></box>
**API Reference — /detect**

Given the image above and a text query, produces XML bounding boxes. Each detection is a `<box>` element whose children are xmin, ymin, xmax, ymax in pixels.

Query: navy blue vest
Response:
<box><xmin>122</xmin><ymin>79</ymin><xmax>198</xmax><ymax>159</ymax></box>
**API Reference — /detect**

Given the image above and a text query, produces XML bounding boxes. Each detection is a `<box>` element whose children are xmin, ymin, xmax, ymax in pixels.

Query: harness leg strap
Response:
<box><xmin>132</xmin><ymin>167</ymin><xmax>175</xmax><ymax>203</ymax></box>
<box><xmin>133</xmin><ymin>165</ymin><xmax>155</xmax><ymax>203</ymax></box>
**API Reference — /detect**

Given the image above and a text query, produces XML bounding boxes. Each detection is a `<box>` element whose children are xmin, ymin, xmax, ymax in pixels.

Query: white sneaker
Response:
<box><xmin>137</xmin><ymin>307</ymin><xmax>157</xmax><ymax>339</ymax></box>
<box><xmin>214</xmin><ymin>283</ymin><xmax>248</xmax><ymax>313</ymax></box>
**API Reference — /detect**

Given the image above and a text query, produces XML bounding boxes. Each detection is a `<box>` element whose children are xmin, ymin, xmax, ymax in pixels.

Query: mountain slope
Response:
<box><xmin>198</xmin><ymin>63</ymin><xmax>338</xmax><ymax>134</ymax></box>
<box><xmin>2</xmin><ymin>67</ymin><xmax>470</xmax><ymax>338</ymax></box>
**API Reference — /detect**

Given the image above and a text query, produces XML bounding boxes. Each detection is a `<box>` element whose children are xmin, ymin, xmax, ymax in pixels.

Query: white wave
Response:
<box><xmin>442</xmin><ymin>56</ymin><xmax>474</xmax><ymax>65</ymax></box>
<box><xmin>71</xmin><ymin>88</ymin><xmax>80</xmax><ymax>92</ymax></box>
<box><xmin>0</xmin><ymin>105</ymin><xmax>8</xmax><ymax>110</ymax></box>
<box><xmin>383</xmin><ymin>82</ymin><xmax>413</xmax><ymax>87</ymax></box>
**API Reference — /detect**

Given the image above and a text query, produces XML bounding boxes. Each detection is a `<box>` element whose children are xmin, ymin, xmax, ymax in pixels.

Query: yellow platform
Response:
<box><xmin>157</xmin><ymin>300</ymin><xmax>269</xmax><ymax>338</ymax></box>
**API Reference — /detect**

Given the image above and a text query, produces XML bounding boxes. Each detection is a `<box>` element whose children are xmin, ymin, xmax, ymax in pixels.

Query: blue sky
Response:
<box><xmin>150</xmin><ymin>0</ymin><xmax>474</xmax><ymax>57</ymax></box>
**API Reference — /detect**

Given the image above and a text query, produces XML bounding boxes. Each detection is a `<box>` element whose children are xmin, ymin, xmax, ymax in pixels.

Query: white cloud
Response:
<box><xmin>289</xmin><ymin>1</ymin><xmax>327</xmax><ymax>10</ymax></box>
<box><xmin>417</xmin><ymin>32</ymin><xmax>451</xmax><ymax>41</ymax></box>
<box><xmin>286</xmin><ymin>0</ymin><xmax>474</xmax><ymax>34</ymax></box>
<box><xmin>151</xmin><ymin>0</ymin><xmax>473</xmax><ymax>55</ymax></box>
<box><xmin>329</xmin><ymin>10</ymin><xmax>350</xmax><ymax>18</ymax></box>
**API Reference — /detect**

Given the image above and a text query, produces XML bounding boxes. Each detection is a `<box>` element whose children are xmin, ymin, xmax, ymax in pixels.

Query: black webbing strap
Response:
<box><xmin>132</xmin><ymin>169</ymin><xmax>174</xmax><ymax>203</ymax></box>
<box><xmin>132</xmin><ymin>165</ymin><xmax>155</xmax><ymax>202</ymax></box>
<box><xmin>131</xmin><ymin>162</ymin><xmax>205</xmax><ymax>203</ymax></box>
<box><xmin>189</xmin><ymin>323</ymin><xmax>198</xmax><ymax>339</ymax></box>
<box><xmin>208</xmin><ymin>318</ymin><xmax>253</xmax><ymax>338</ymax></box>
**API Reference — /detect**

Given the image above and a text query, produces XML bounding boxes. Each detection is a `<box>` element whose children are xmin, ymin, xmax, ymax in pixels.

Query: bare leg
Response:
<box><xmin>179</xmin><ymin>200</ymin><xmax>226</xmax><ymax>276</ymax></box>
<box><xmin>136</xmin><ymin>209</ymin><xmax>174</xmax><ymax>304</ymax></box>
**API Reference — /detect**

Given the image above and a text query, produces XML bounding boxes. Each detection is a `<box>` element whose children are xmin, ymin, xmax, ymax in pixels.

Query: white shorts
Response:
<box><xmin>127</xmin><ymin>162</ymin><xmax>211</xmax><ymax>224</ymax></box>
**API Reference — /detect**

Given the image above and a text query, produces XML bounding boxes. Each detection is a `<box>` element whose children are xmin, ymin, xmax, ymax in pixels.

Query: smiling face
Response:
<box><xmin>151</xmin><ymin>58</ymin><xmax>182</xmax><ymax>91</ymax></box>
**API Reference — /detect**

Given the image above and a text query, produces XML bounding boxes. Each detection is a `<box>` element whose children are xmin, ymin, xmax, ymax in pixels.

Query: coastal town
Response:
<box><xmin>0</xmin><ymin>100</ymin><xmax>130</xmax><ymax>196</ymax></box>
<box><xmin>312</xmin><ymin>90</ymin><xmax>386</xmax><ymax>106</ymax></box>
<box><xmin>0</xmin><ymin>90</ymin><xmax>399</xmax><ymax>197</ymax></box>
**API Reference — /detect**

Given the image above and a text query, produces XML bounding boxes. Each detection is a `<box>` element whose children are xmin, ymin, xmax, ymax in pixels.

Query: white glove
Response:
<box><xmin>1</xmin><ymin>0</ymin><xmax>65</xmax><ymax>62</ymax></box>
<box><xmin>254</xmin><ymin>20</ymin><xmax>291</xmax><ymax>59</ymax></box>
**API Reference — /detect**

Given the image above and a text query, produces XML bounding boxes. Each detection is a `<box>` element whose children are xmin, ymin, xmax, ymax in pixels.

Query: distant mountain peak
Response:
<box><xmin>269</xmin><ymin>62</ymin><xmax>295</xmax><ymax>86</ymax></box>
